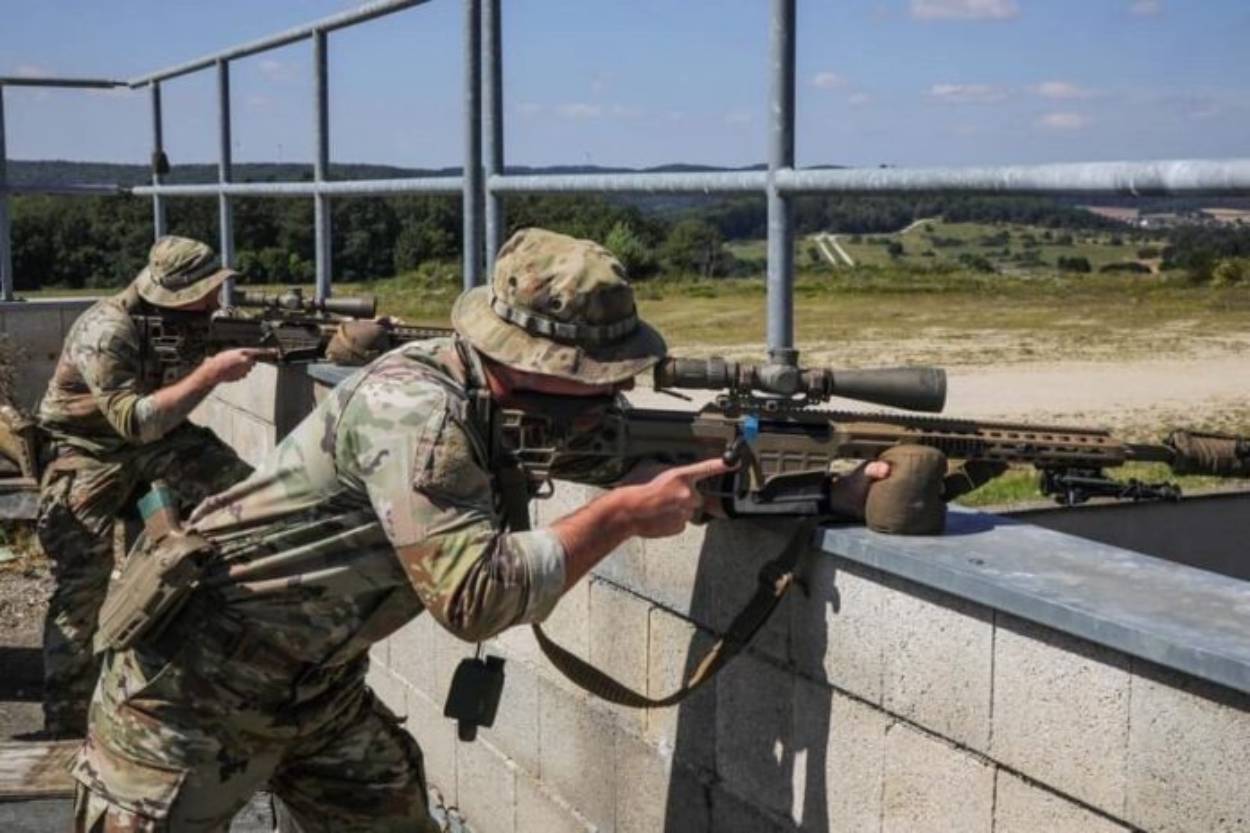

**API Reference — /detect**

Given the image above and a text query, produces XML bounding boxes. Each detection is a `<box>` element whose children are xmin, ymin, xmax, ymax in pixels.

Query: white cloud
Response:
<box><xmin>516</xmin><ymin>101</ymin><xmax>543</xmax><ymax>117</ymax></box>
<box><xmin>724</xmin><ymin>109</ymin><xmax>753</xmax><ymax>125</ymax></box>
<box><xmin>910</xmin><ymin>0</ymin><xmax>1020</xmax><ymax>21</ymax></box>
<box><xmin>14</xmin><ymin>63</ymin><xmax>52</xmax><ymax>78</ymax></box>
<box><xmin>1033</xmin><ymin>81</ymin><xmax>1095</xmax><ymax>100</ymax></box>
<box><xmin>811</xmin><ymin>71</ymin><xmax>847</xmax><ymax>89</ymax></box>
<box><xmin>258</xmin><ymin>59</ymin><xmax>295</xmax><ymax>83</ymax></box>
<box><xmin>609</xmin><ymin>104</ymin><xmax>643</xmax><ymax>118</ymax></box>
<box><xmin>1129</xmin><ymin>0</ymin><xmax>1163</xmax><ymax>16</ymax></box>
<box><xmin>848</xmin><ymin>93</ymin><xmax>873</xmax><ymax>107</ymax></box>
<box><xmin>558</xmin><ymin>102</ymin><xmax>603</xmax><ymax>120</ymax></box>
<box><xmin>929</xmin><ymin>83</ymin><xmax>1008</xmax><ymax>104</ymax></box>
<box><xmin>246</xmin><ymin>93</ymin><xmax>274</xmax><ymax>111</ymax></box>
<box><xmin>1038</xmin><ymin>112</ymin><xmax>1090</xmax><ymax>130</ymax></box>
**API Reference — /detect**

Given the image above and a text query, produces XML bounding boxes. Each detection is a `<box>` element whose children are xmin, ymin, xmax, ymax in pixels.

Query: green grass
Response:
<box><xmin>955</xmin><ymin>462</ymin><xmax>1250</xmax><ymax>508</ymax></box>
<box><xmin>827</xmin><ymin>220</ymin><xmax>1166</xmax><ymax>276</ymax></box>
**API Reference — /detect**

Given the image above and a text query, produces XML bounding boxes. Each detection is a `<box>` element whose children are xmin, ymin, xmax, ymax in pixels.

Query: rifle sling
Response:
<box><xmin>531</xmin><ymin>520</ymin><xmax>813</xmax><ymax>708</ymax></box>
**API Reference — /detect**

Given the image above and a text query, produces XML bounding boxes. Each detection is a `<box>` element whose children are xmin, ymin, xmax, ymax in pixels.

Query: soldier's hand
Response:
<box><xmin>828</xmin><ymin>460</ymin><xmax>893</xmax><ymax>519</ymax></box>
<box><xmin>620</xmin><ymin>458</ymin><xmax>736</xmax><ymax>538</ymax></box>
<box><xmin>201</xmin><ymin>348</ymin><xmax>275</xmax><ymax>385</ymax></box>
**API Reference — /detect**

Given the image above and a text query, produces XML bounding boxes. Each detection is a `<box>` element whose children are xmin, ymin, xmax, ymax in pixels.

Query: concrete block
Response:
<box><xmin>389</xmin><ymin>615</ymin><xmax>437</xmax><ymax>700</ymax></box>
<box><xmin>366</xmin><ymin>663</ymin><xmax>407</xmax><ymax>718</ymax></box>
<box><xmin>709</xmin><ymin>786</ymin><xmax>789</xmax><ymax>833</ymax></box>
<box><xmin>589</xmin><ymin>580</ymin><xmax>651</xmax><ymax>730</ymax></box>
<box><xmin>214</xmin><ymin>362</ymin><xmax>280</xmax><ymax>420</ymax></box>
<box><xmin>689</xmin><ymin>518</ymin><xmax>803</xmax><ymax>665</ymax></box>
<box><xmin>369</xmin><ymin>634</ymin><xmax>390</xmax><ymax>669</ymax></box>
<box><xmin>479</xmin><ymin>654</ymin><xmax>541</xmax><ymax>778</ymax></box>
<box><xmin>790</xmin><ymin>554</ymin><xmax>886</xmax><ymax>706</ymax></box>
<box><xmin>880</xmin><ymin>576</ymin><xmax>993</xmax><ymax>751</ymax></box>
<box><xmin>536</xmin><ymin>480</ymin><xmax>591</xmax><ymax>528</ymax></box>
<box><xmin>272</xmin><ymin>365</ymin><xmax>316</xmax><ymax>439</ymax></box>
<box><xmin>537</xmin><ymin>576</ymin><xmax>592</xmax><ymax>695</ymax></box>
<box><xmin>487</xmin><ymin>619</ymin><xmax>546</xmax><ymax>672</ymax></box>
<box><xmin>645</xmin><ymin>606</ymin><xmax>717</xmax><ymax>772</ymax></box>
<box><xmin>229</xmin><ymin>412</ymin><xmax>277</xmax><ymax>469</ymax></box>
<box><xmin>408</xmin><ymin>688</ymin><xmax>459</xmax><ymax>806</ymax></box>
<box><xmin>516</xmin><ymin>772</ymin><xmax>595</xmax><ymax>833</ymax></box>
<box><xmin>991</xmin><ymin>616</ymin><xmax>1130</xmax><ymax>814</ymax></box>
<box><xmin>1126</xmin><ymin>666</ymin><xmax>1250</xmax><ymax>833</ymax></box>
<box><xmin>636</xmin><ymin>524</ymin><xmax>706</xmax><ymax>616</ymax></box>
<box><xmin>589</xmin><ymin>535</ymin><xmax>647</xmax><ymax>593</ymax></box>
<box><xmin>4</xmin><ymin>304</ymin><xmax>65</xmax><ymax>361</ymax></box>
<box><xmin>995</xmin><ymin>771</ymin><xmax>1130</xmax><ymax>833</ymax></box>
<box><xmin>539</xmin><ymin>676</ymin><xmax>618</xmax><ymax>832</ymax></box>
<box><xmin>881</xmin><ymin>723</ymin><xmax>993</xmax><ymax>833</ymax></box>
<box><xmin>794</xmin><ymin>678</ymin><xmax>888</xmax><ymax>833</ymax></box>
<box><xmin>455</xmin><ymin>737</ymin><xmax>516</xmax><ymax>833</ymax></box>
<box><xmin>715</xmin><ymin>652</ymin><xmax>795</xmax><ymax>818</ymax></box>
<box><xmin>614</xmin><ymin>730</ymin><xmax>712</xmax><ymax>833</ymax></box>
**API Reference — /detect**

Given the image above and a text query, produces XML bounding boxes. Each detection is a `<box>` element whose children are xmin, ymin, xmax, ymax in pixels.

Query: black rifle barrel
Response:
<box><xmin>233</xmin><ymin>289</ymin><xmax>377</xmax><ymax>319</ymax></box>
<box><xmin>654</xmin><ymin>357</ymin><xmax>947</xmax><ymax>413</ymax></box>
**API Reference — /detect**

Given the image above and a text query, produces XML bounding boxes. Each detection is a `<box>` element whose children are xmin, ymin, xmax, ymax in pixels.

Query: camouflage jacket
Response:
<box><xmin>186</xmin><ymin>337</ymin><xmax>567</xmax><ymax>669</ymax></box>
<box><xmin>38</xmin><ymin>283</ymin><xmax>171</xmax><ymax>456</ymax></box>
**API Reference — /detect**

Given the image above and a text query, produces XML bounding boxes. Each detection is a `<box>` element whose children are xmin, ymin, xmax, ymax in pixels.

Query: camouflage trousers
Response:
<box><xmin>35</xmin><ymin>424</ymin><xmax>251</xmax><ymax>736</ymax></box>
<box><xmin>72</xmin><ymin>607</ymin><xmax>438</xmax><ymax>833</ymax></box>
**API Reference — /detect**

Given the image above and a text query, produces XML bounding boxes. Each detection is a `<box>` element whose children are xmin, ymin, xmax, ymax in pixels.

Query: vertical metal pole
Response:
<box><xmin>313</xmin><ymin>29</ymin><xmax>332</xmax><ymax>301</ymax></box>
<box><xmin>766</xmin><ymin>0</ymin><xmax>796</xmax><ymax>364</ymax></box>
<box><xmin>0</xmin><ymin>84</ymin><xmax>12</xmax><ymax>302</ymax></box>
<box><xmin>150</xmin><ymin>81</ymin><xmax>167</xmax><ymax>239</ymax></box>
<box><xmin>462</xmin><ymin>0</ymin><xmax>484</xmax><ymax>289</ymax></box>
<box><xmin>216</xmin><ymin>59</ymin><xmax>235</xmax><ymax>306</ymax></box>
<box><xmin>482</xmin><ymin>0</ymin><xmax>504</xmax><ymax>276</ymax></box>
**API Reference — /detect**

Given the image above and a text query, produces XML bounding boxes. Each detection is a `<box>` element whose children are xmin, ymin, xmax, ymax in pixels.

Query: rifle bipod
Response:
<box><xmin>1039</xmin><ymin>467</ymin><xmax>1182</xmax><ymax>507</ymax></box>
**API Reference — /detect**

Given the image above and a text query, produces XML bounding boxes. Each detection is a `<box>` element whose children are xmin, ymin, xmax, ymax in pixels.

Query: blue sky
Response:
<box><xmin>2</xmin><ymin>0</ymin><xmax>1247</xmax><ymax>170</ymax></box>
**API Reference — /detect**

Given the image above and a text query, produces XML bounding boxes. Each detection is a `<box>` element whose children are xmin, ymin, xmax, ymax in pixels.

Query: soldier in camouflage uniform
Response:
<box><xmin>36</xmin><ymin>236</ymin><xmax>264</xmax><ymax>737</ymax></box>
<box><xmin>72</xmin><ymin>228</ymin><xmax>890</xmax><ymax>832</ymax></box>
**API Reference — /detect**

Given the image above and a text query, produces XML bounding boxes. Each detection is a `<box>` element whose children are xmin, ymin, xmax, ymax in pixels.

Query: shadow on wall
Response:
<box><xmin>660</xmin><ymin>518</ymin><xmax>846</xmax><ymax>833</ymax></box>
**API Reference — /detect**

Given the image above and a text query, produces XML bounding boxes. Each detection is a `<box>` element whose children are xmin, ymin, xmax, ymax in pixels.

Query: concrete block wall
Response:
<box><xmin>0</xmin><ymin>298</ymin><xmax>96</xmax><ymax>409</ymax></box>
<box><xmin>366</xmin><ymin>478</ymin><xmax>1250</xmax><ymax>833</ymax></box>
<box><xmin>100</xmin><ymin>366</ymin><xmax>1247</xmax><ymax>833</ymax></box>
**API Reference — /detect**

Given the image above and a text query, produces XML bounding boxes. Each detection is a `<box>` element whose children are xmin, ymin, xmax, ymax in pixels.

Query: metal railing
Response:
<box><xmin>2</xmin><ymin>0</ymin><xmax>1250</xmax><ymax>366</ymax></box>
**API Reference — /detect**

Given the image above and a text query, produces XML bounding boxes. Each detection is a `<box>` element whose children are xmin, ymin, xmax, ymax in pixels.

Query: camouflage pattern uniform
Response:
<box><xmin>73</xmin><ymin>229</ymin><xmax>664</xmax><ymax>832</ymax></box>
<box><xmin>37</xmin><ymin>239</ymin><xmax>250</xmax><ymax>736</ymax></box>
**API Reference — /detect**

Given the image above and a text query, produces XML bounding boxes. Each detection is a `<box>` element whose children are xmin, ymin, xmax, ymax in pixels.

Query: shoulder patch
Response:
<box><xmin>413</xmin><ymin>415</ymin><xmax>492</xmax><ymax>507</ymax></box>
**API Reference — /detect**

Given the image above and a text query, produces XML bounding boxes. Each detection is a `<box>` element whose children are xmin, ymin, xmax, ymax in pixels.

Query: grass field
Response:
<box><xmin>823</xmin><ymin>219</ymin><xmax>1166</xmax><ymax>276</ymax></box>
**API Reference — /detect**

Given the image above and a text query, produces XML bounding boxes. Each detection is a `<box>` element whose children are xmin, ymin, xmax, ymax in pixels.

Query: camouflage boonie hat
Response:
<box><xmin>135</xmin><ymin>236</ymin><xmax>238</xmax><ymax>307</ymax></box>
<box><xmin>452</xmin><ymin>228</ymin><xmax>666</xmax><ymax>384</ymax></box>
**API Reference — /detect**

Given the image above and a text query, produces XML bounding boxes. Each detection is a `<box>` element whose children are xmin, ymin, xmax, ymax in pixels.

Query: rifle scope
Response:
<box><xmin>233</xmin><ymin>287</ymin><xmax>377</xmax><ymax>319</ymax></box>
<box><xmin>655</xmin><ymin>357</ymin><xmax>947</xmax><ymax>413</ymax></box>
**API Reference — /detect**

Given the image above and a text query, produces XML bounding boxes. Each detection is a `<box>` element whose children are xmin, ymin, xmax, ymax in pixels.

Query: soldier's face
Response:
<box><xmin>483</xmin><ymin>359</ymin><xmax>634</xmax><ymax>401</ymax></box>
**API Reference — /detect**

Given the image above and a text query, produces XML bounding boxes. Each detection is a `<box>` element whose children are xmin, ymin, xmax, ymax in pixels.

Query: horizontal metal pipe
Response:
<box><xmin>131</xmin><ymin>176</ymin><xmax>463</xmax><ymax>198</ymax></box>
<box><xmin>3</xmin><ymin>182</ymin><xmax>129</xmax><ymax>196</ymax></box>
<box><xmin>128</xmin><ymin>0</ymin><xmax>432</xmax><ymax>87</ymax></box>
<box><xmin>775</xmin><ymin>158</ymin><xmax>1250</xmax><ymax>197</ymax></box>
<box><xmin>488</xmin><ymin>171</ymin><xmax>768</xmax><ymax>194</ymax></box>
<box><xmin>0</xmin><ymin>76</ymin><xmax>127</xmax><ymax>89</ymax></box>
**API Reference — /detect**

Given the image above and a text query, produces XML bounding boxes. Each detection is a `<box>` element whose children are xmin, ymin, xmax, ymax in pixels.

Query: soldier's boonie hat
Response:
<box><xmin>135</xmin><ymin>236</ymin><xmax>238</xmax><ymax>307</ymax></box>
<box><xmin>452</xmin><ymin>227</ymin><xmax>666</xmax><ymax>384</ymax></box>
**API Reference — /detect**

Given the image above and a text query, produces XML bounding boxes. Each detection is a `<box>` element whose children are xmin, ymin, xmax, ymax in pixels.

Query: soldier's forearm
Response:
<box><xmin>132</xmin><ymin>364</ymin><xmax>219</xmax><ymax>442</ymax></box>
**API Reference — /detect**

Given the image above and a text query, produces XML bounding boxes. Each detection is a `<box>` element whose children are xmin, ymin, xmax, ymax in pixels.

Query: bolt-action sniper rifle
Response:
<box><xmin>494</xmin><ymin>356</ymin><xmax>1250</xmax><ymax>510</ymax></box>
<box><xmin>134</xmin><ymin>287</ymin><xmax>451</xmax><ymax>380</ymax></box>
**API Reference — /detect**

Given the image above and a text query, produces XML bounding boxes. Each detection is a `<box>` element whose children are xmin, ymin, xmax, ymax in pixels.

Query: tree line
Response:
<box><xmin>8</xmin><ymin>189</ymin><xmax>1247</xmax><ymax>291</ymax></box>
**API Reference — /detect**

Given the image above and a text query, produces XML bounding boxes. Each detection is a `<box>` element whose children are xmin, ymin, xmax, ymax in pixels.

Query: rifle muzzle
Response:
<box><xmin>654</xmin><ymin>358</ymin><xmax>947</xmax><ymax>413</ymax></box>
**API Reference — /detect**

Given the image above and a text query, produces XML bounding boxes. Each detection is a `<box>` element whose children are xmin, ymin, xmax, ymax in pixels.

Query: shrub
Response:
<box><xmin>1057</xmin><ymin>256</ymin><xmax>1093</xmax><ymax>273</ymax></box>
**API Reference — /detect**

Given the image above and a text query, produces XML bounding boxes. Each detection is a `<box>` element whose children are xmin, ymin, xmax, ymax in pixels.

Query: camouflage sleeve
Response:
<box><xmin>71</xmin><ymin>315</ymin><xmax>153</xmax><ymax>443</ymax></box>
<box><xmin>340</xmin><ymin>376</ymin><xmax>565</xmax><ymax>643</ymax></box>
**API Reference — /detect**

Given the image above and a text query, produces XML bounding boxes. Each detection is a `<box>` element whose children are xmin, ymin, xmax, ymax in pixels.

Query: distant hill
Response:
<box><xmin>5</xmin><ymin>159</ymin><xmax>779</xmax><ymax>188</ymax></box>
